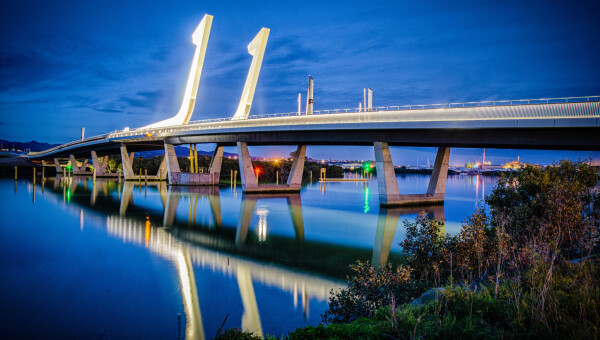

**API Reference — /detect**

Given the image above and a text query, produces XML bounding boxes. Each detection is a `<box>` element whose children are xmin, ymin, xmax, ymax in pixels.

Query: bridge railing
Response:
<box><xmin>114</xmin><ymin>95</ymin><xmax>600</xmax><ymax>137</ymax></box>
<box><xmin>235</xmin><ymin>95</ymin><xmax>600</xmax><ymax>121</ymax></box>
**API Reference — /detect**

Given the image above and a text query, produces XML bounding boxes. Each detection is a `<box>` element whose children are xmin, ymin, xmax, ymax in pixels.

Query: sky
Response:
<box><xmin>1</xmin><ymin>0</ymin><xmax>599</xmax><ymax>165</ymax></box>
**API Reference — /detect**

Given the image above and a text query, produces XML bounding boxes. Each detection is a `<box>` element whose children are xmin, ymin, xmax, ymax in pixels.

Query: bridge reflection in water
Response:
<box><xmin>39</xmin><ymin>176</ymin><xmax>445</xmax><ymax>338</ymax></box>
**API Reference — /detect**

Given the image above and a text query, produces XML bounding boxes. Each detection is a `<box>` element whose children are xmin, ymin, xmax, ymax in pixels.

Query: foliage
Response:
<box><xmin>399</xmin><ymin>213</ymin><xmax>451</xmax><ymax>286</ymax></box>
<box><xmin>321</xmin><ymin>261</ymin><xmax>424</xmax><ymax>324</ymax></box>
<box><xmin>307</xmin><ymin>262</ymin><xmax>600</xmax><ymax>339</ymax></box>
<box><xmin>486</xmin><ymin>160</ymin><xmax>600</xmax><ymax>260</ymax></box>
<box><xmin>316</xmin><ymin>160</ymin><xmax>600</xmax><ymax>338</ymax></box>
<box><xmin>213</xmin><ymin>328</ymin><xmax>277</xmax><ymax>340</ymax></box>
<box><xmin>286</xmin><ymin>318</ymin><xmax>380</xmax><ymax>340</ymax></box>
<box><xmin>213</xmin><ymin>328</ymin><xmax>261</xmax><ymax>340</ymax></box>
<box><xmin>453</xmin><ymin>209</ymin><xmax>496</xmax><ymax>284</ymax></box>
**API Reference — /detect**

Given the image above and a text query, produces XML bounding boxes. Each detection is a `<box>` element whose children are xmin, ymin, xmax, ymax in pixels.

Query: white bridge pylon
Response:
<box><xmin>144</xmin><ymin>15</ymin><xmax>213</xmax><ymax>129</ymax></box>
<box><xmin>232</xmin><ymin>28</ymin><xmax>270</xmax><ymax>120</ymax></box>
<box><xmin>144</xmin><ymin>15</ymin><xmax>270</xmax><ymax>128</ymax></box>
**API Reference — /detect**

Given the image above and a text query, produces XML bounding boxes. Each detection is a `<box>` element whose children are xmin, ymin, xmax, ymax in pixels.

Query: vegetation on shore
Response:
<box><xmin>217</xmin><ymin>160</ymin><xmax>600</xmax><ymax>339</ymax></box>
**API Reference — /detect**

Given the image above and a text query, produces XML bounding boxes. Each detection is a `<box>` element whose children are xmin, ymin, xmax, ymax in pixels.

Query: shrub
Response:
<box><xmin>399</xmin><ymin>213</ymin><xmax>452</xmax><ymax>286</ymax></box>
<box><xmin>452</xmin><ymin>209</ymin><xmax>496</xmax><ymax>284</ymax></box>
<box><xmin>213</xmin><ymin>328</ymin><xmax>263</xmax><ymax>340</ymax></box>
<box><xmin>286</xmin><ymin>318</ymin><xmax>379</xmax><ymax>340</ymax></box>
<box><xmin>321</xmin><ymin>261</ymin><xmax>424</xmax><ymax>324</ymax></box>
<box><xmin>486</xmin><ymin>160</ymin><xmax>600</xmax><ymax>261</ymax></box>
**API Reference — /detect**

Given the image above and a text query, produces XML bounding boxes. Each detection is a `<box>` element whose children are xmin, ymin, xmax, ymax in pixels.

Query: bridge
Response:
<box><xmin>28</xmin><ymin>14</ymin><xmax>600</xmax><ymax>206</ymax></box>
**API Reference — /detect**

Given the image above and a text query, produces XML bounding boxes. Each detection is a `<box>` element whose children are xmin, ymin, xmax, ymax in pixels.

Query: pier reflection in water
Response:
<box><xmin>108</xmin><ymin>183</ymin><xmax>341</xmax><ymax>339</ymax></box>
<box><xmin>2</xmin><ymin>174</ymin><xmax>496</xmax><ymax>338</ymax></box>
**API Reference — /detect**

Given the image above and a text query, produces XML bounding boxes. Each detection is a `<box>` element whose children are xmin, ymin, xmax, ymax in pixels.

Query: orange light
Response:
<box><xmin>145</xmin><ymin>217</ymin><xmax>151</xmax><ymax>247</ymax></box>
<box><xmin>145</xmin><ymin>132</ymin><xmax>152</xmax><ymax>138</ymax></box>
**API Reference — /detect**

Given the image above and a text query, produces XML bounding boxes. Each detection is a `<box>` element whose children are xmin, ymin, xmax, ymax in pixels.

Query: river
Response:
<box><xmin>0</xmin><ymin>173</ymin><xmax>497</xmax><ymax>339</ymax></box>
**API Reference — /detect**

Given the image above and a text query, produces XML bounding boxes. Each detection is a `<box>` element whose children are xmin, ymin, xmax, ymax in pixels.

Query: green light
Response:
<box><xmin>363</xmin><ymin>186</ymin><xmax>370</xmax><ymax>214</ymax></box>
<box><xmin>362</xmin><ymin>162</ymin><xmax>371</xmax><ymax>173</ymax></box>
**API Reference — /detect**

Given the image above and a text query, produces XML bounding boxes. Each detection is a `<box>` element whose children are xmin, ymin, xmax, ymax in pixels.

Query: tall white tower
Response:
<box><xmin>233</xmin><ymin>28</ymin><xmax>270</xmax><ymax>120</ymax></box>
<box><xmin>143</xmin><ymin>15</ymin><xmax>213</xmax><ymax>128</ymax></box>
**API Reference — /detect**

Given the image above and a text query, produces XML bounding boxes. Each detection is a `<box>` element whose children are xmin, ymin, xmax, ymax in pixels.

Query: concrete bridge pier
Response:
<box><xmin>119</xmin><ymin>145</ymin><xmax>167</xmax><ymax>181</ymax></box>
<box><xmin>237</xmin><ymin>142</ymin><xmax>306</xmax><ymax>193</ymax></box>
<box><xmin>374</xmin><ymin>142</ymin><xmax>450</xmax><ymax>206</ymax></box>
<box><xmin>164</xmin><ymin>143</ymin><xmax>223</xmax><ymax>185</ymax></box>
<box><xmin>119</xmin><ymin>145</ymin><xmax>136</xmax><ymax>180</ymax></box>
<box><xmin>209</xmin><ymin>145</ymin><xmax>224</xmax><ymax>183</ymax></box>
<box><xmin>69</xmin><ymin>154</ymin><xmax>91</xmax><ymax>175</ymax></box>
<box><xmin>91</xmin><ymin>151</ymin><xmax>109</xmax><ymax>176</ymax></box>
<box><xmin>53</xmin><ymin>158</ymin><xmax>64</xmax><ymax>174</ymax></box>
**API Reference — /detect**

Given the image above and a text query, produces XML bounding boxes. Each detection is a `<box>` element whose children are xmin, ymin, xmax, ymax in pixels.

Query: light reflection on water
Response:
<box><xmin>0</xmin><ymin>173</ymin><xmax>496</xmax><ymax>339</ymax></box>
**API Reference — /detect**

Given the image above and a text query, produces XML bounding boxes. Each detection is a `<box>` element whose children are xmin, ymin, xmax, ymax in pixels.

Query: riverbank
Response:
<box><xmin>218</xmin><ymin>160</ymin><xmax>600</xmax><ymax>339</ymax></box>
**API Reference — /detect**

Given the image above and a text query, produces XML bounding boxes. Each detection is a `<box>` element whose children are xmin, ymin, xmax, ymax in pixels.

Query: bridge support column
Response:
<box><xmin>427</xmin><ymin>147</ymin><xmax>451</xmax><ymax>197</ymax></box>
<box><xmin>120</xmin><ymin>145</ymin><xmax>136</xmax><ymax>180</ymax></box>
<box><xmin>287</xmin><ymin>145</ymin><xmax>307</xmax><ymax>189</ymax></box>
<box><xmin>91</xmin><ymin>151</ymin><xmax>109</xmax><ymax>175</ymax></box>
<box><xmin>164</xmin><ymin>143</ymin><xmax>180</xmax><ymax>183</ymax></box>
<box><xmin>374</xmin><ymin>142</ymin><xmax>400</xmax><ymax>205</ymax></box>
<box><xmin>165</xmin><ymin>143</ymin><xmax>220</xmax><ymax>185</ymax></box>
<box><xmin>70</xmin><ymin>155</ymin><xmax>90</xmax><ymax>175</ymax></box>
<box><xmin>237</xmin><ymin>142</ymin><xmax>258</xmax><ymax>190</ymax></box>
<box><xmin>209</xmin><ymin>145</ymin><xmax>224</xmax><ymax>184</ymax></box>
<box><xmin>373</xmin><ymin>142</ymin><xmax>450</xmax><ymax>206</ymax></box>
<box><xmin>157</xmin><ymin>156</ymin><xmax>168</xmax><ymax>180</ymax></box>
<box><xmin>53</xmin><ymin>158</ymin><xmax>64</xmax><ymax>174</ymax></box>
<box><xmin>237</xmin><ymin>142</ymin><xmax>305</xmax><ymax>193</ymax></box>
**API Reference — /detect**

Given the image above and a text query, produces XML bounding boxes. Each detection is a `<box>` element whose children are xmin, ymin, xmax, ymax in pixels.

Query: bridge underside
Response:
<box><xmin>30</xmin><ymin>126</ymin><xmax>600</xmax><ymax>160</ymax></box>
<box><xmin>166</xmin><ymin>126</ymin><xmax>600</xmax><ymax>151</ymax></box>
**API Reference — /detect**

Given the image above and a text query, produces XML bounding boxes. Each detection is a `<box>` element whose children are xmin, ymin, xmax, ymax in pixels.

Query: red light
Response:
<box><xmin>255</xmin><ymin>168</ymin><xmax>261</xmax><ymax>174</ymax></box>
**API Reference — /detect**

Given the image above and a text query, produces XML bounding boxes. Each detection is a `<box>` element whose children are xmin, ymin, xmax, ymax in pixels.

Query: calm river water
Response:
<box><xmin>0</xmin><ymin>173</ymin><xmax>497</xmax><ymax>339</ymax></box>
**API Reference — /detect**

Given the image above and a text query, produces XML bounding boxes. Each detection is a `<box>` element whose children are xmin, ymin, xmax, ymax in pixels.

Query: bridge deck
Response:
<box><xmin>28</xmin><ymin>100</ymin><xmax>600</xmax><ymax>159</ymax></box>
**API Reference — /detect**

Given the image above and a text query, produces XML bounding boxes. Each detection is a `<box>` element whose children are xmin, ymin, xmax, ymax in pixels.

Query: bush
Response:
<box><xmin>399</xmin><ymin>213</ymin><xmax>452</xmax><ymax>286</ymax></box>
<box><xmin>286</xmin><ymin>318</ymin><xmax>380</xmax><ymax>340</ymax></box>
<box><xmin>486</xmin><ymin>160</ymin><xmax>599</xmax><ymax>261</ymax></box>
<box><xmin>453</xmin><ymin>209</ymin><xmax>496</xmax><ymax>284</ymax></box>
<box><xmin>321</xmin><ymin>261</ymin><xmax>424</xmax><ymax>324</ymax></box>
<box><xmin>213</xmin><ymin>328</ymin><xmax>263</xmax><ymax>340</ymax></box>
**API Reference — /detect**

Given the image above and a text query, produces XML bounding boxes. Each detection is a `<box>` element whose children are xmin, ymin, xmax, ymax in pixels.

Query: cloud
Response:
<box><xmin>266</xmin><ymin>35</ymin><xmax>323</xmax><ymax>66</ymax></box>
<box><xmin>91</xmin><ymin>106</ymin><xmax>123</xmax><ymax>113</ymax></box>
<box><xmin>0</xmin><ymin>49</ymin><xmax>67</xmax><ymax>92</ymax></box>
<box><xmin>119</xmin><ymin>90</ymin><xmax>164</xmax><ymax>109</ymax></box>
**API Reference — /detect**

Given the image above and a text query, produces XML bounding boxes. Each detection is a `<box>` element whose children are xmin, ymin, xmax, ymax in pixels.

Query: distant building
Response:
<box><xmin>502</xmin><ymin>161</ymin><xmax>541</xmax><ymax>169</ymax></box>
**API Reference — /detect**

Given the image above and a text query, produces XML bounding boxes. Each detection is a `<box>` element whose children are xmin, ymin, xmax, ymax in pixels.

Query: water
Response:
<box><xmin>0</xmin><ymin>173</ymin><xmax>497</xmax><ymax>339</ymax></box>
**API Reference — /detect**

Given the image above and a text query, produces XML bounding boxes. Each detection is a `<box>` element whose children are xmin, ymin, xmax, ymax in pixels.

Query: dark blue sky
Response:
<box><xmin>1</xmin><ymin>0</ymin><xmax>599</xmax><ymax>165</ymax></box>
